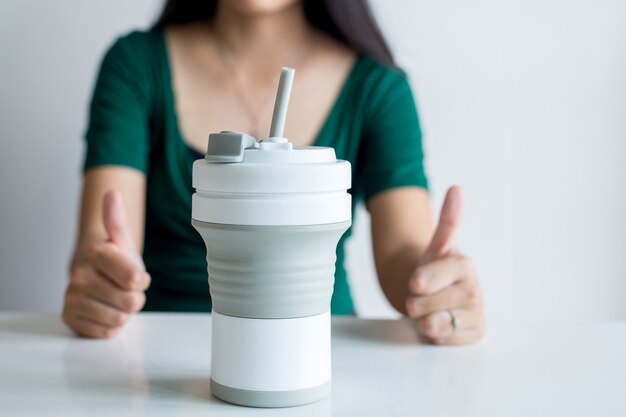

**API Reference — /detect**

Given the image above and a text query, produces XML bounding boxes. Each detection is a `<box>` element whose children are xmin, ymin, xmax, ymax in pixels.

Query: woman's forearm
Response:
<box><xmin>368</xmin><ymin>188</ymin><xmax>434</xmax><ymax>315</ymax></box>
<box><xmin>75</xmin><ymin>167</ymin><xmax>147</xmax><ymax>253</ymax></box>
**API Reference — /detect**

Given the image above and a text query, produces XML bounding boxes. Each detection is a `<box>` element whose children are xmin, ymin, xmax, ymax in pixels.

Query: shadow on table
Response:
<box><xmin>69</xmin><ymin>374</ymin><xmax>331</xmax><ymax>415</ymax></box>
<box><xmin>0</xmin><ymin>314</ymin><xmax>73</xmax><ymax>338</ymax></box>
<box><xmin>147</xmin><ymin>376</ymin><xmax>213</xmax><ymax>402</ymax></box>
<box><xmin>332</xmin><ymin>318</ymin><xmax>423</xmax><ymax>346</ymax></box>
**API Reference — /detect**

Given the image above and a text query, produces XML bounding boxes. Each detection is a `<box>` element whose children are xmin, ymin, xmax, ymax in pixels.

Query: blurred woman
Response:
<box><xmin>63</xmin><ymin>0</ymin><xmax>485</xmax><ymax>344</ymax></box>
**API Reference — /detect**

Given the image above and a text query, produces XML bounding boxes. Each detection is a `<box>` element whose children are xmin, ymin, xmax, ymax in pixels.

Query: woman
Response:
<box><xmin>63</xmin><ymin>0</ymin><xmax>485</xmax><ymax>344</ymax></box>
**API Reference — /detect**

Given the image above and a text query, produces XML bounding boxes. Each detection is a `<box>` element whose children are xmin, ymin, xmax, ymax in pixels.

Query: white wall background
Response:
<box><xmin>1</xmin><ymin>0</ymin><xmax>624</xmax><ymax>324</ymax></box>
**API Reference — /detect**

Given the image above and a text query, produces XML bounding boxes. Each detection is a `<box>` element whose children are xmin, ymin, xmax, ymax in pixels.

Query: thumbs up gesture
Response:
<box><xmin>62</xmin><ymin>191</ymin><xmax>150</xmax><ymax>338</ymax></box>
<box><xmin>406</xmin><ymin>186</ymin><xmax>485</xmax><ymax>345</ymax></box>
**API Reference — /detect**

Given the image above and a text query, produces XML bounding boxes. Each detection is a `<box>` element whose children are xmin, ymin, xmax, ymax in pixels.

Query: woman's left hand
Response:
<box><xmin>405</xmin><ymin>186</ymin><xmax>485</xmax><ymax>345</ymax></box>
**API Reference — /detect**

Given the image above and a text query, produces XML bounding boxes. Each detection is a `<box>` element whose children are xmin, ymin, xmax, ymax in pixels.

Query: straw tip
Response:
<box><xmin>281</xmin><ymin>67</ymin><xmax>295</xmax><ymax>74</ymax></box>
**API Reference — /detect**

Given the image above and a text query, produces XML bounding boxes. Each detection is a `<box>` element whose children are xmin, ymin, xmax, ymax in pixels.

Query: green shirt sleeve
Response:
<box><xmin>360</xmin><ymin>69</ymin><xmax>428</xmax><ymax>202</ymax></box>
<box><xmin>83</xmin><ymin>33</ymin><xmax>152</xmax><ymax>173</ymax></box>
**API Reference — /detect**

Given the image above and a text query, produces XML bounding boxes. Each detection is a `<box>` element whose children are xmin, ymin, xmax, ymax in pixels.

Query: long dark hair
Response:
<box><xmin>153</xmin><ymin>0</ymin><xmax>395</xmax><ymax>67</ymax></box>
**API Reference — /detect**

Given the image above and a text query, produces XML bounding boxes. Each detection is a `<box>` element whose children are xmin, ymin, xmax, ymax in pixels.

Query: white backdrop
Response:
<box><xmin>1</xmin><ymin>0</ymin><xmax>624</xmax><ymax>324</ymax></box>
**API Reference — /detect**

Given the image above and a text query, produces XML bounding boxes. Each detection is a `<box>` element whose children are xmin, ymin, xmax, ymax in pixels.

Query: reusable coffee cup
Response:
<box><xmin>191</xmin><ymin>68</ymin><xmax>351</xmax><ymax>407</ymax></box>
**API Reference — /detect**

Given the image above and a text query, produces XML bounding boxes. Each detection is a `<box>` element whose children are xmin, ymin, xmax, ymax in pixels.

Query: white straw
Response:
<box><xmin>269</xmin><ymin>67</ymin><xmax>295</xmax><ymax>138</ymax></box>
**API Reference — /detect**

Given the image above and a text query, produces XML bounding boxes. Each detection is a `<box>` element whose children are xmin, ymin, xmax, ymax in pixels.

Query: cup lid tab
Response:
<box><xmin>204</xmin><ymin>131</ymin><xmax>258</xmax><ymax>163</ymax></box>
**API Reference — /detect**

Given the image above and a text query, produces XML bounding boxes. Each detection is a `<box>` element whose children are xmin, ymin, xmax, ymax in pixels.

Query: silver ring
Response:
<box><xmin>448</xmin><ymin>309</ymin><xmax>459</xmax><ymax>333</ymax></box>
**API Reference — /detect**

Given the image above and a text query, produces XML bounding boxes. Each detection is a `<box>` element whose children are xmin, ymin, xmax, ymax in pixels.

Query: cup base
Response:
<box><xmin>211</xmin><ymin>378</ymin><xmax>331</xmax><ymax>408</ymax></box>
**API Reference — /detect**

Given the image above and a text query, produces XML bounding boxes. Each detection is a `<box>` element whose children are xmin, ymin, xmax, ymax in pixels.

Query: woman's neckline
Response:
<box><xmin>156</xmin><ymin>27</ymin><xmax>362</xmax><ymax>155</ymax></box>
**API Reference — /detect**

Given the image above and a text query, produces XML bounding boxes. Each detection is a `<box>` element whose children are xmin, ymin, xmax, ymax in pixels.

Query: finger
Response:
<box><xmin>409</xmin><ymin>255</ymin><xmax>476</xmax><ymax>295</ymax></box>
<box><xmin>416</xmin><ymin>308</ymin><xmax>483</xmax><ymax>340</ymax></box>
<box><xmin>431</xmin><ymin>328</ymin><xmax>485</xmax><ymax>345</ymax></box>
<box><xmin>102</xmin><ymin>190</ymin><xmax>136</xmax><ymax>252</ymax></box>
<box><xmin>89</xmin><ymin>243</ymin><xmax>150</xmax><ymax>291</ymax></box>
<box><xmin>76</xmin><ymin>268</ymin><xmax>146</xmax><ymax>313</ymax></box>
<box><xmin>406</xmin><ymin>281</ymin><xmax>481</xmax><ymax>318</ymax></box>
<box><xmin>72</xmin><ymin>294</ymin><xmax>130</xmax><ymax>329</ymax></box>
<box><xmin>427</xmin><ymin>186</ymin><xmax>464</xmax><ymax>258</ymax></box>
<box><xmin>64</xmin><ymin>314</ymin><xmax>120</xmax><ymax>339</ymax></box>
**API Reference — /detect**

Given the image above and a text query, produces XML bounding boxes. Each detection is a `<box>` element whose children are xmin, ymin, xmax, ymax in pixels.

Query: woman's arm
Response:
<box><xmin>63</xmin><ymin>166</ymin><xmax>150</xmax><ymax>339</ymax></box>
<box><xmin>369</xmin><ymin>187</ymin><xmax>433</xmax><ymax>314</ymax></box>
<box><xmin>369</xmin><ymin>186</ymin><xmax>485</xmax><ymax>345</ymax></box>
<box><xmin>75</xmin><ymin>166</ymin><xmax>146</xmax><ymax>251</ymax></box>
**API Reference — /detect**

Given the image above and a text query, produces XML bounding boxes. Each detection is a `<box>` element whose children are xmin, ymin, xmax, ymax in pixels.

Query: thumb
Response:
<box><xmin>427</xmin><ymin>185</ymin><xmax>464</xmax><ymax>258</ymax></box>
<box><xmin>102</xmin><ymin>190</ymin><xmax>136</xmax><ymax>252</ymax></box>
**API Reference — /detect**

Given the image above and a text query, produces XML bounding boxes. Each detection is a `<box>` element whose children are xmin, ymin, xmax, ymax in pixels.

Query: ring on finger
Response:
<box><xmin>448</xmin><ymin>309</ymin><xmax>460</xmax><ymax>334</ymax></box>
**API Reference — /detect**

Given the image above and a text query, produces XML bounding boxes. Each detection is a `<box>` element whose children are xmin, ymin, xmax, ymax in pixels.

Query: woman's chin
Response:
<box><xmin>221</xmin><ymin>0</ymin><xmax>301</xmax><ymax>16</ymax></box>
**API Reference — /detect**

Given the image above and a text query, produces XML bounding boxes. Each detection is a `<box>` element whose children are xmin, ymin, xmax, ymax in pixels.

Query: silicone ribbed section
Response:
<box><xmin>192</xmin><ymin>219</ymin><xmax>351</xmax><ymax>319</ymax></box>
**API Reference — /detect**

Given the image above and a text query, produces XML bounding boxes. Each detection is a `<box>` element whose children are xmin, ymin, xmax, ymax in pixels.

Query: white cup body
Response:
<box><xmin>192</xmin><ymin>145</ymin><xmax>351</xmax><ymax>407</ymax></box>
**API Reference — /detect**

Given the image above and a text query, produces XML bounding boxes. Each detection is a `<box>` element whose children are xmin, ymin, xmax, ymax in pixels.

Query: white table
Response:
<box><xmin>0</xmin><ymin>313</ymin><xmax>624</xmax><ymax>416</ymax></box>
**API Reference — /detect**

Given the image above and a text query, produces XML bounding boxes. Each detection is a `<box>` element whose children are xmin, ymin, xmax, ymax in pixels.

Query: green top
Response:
<box><xmin>84</xmin><ymin>29</ymin><xmax>428</xmax><ymax>315</ymax></box>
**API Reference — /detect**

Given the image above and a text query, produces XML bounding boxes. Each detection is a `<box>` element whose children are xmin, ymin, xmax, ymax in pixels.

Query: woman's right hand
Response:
<box><xmin>62</xmin><ymin>191</ymin><xmax>150</xmax><ymax>339</ymax></box>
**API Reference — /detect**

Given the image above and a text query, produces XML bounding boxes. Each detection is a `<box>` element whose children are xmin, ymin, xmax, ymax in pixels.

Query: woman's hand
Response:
<box><xmin>62</xmin><ymin>191</ymin><xmax>150</xmax><ymax>339</ymax></box>
<box><xmin>406</xmin><ymin>186</ymin><xmax>485</xmax><ymax>345</ymax></box>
